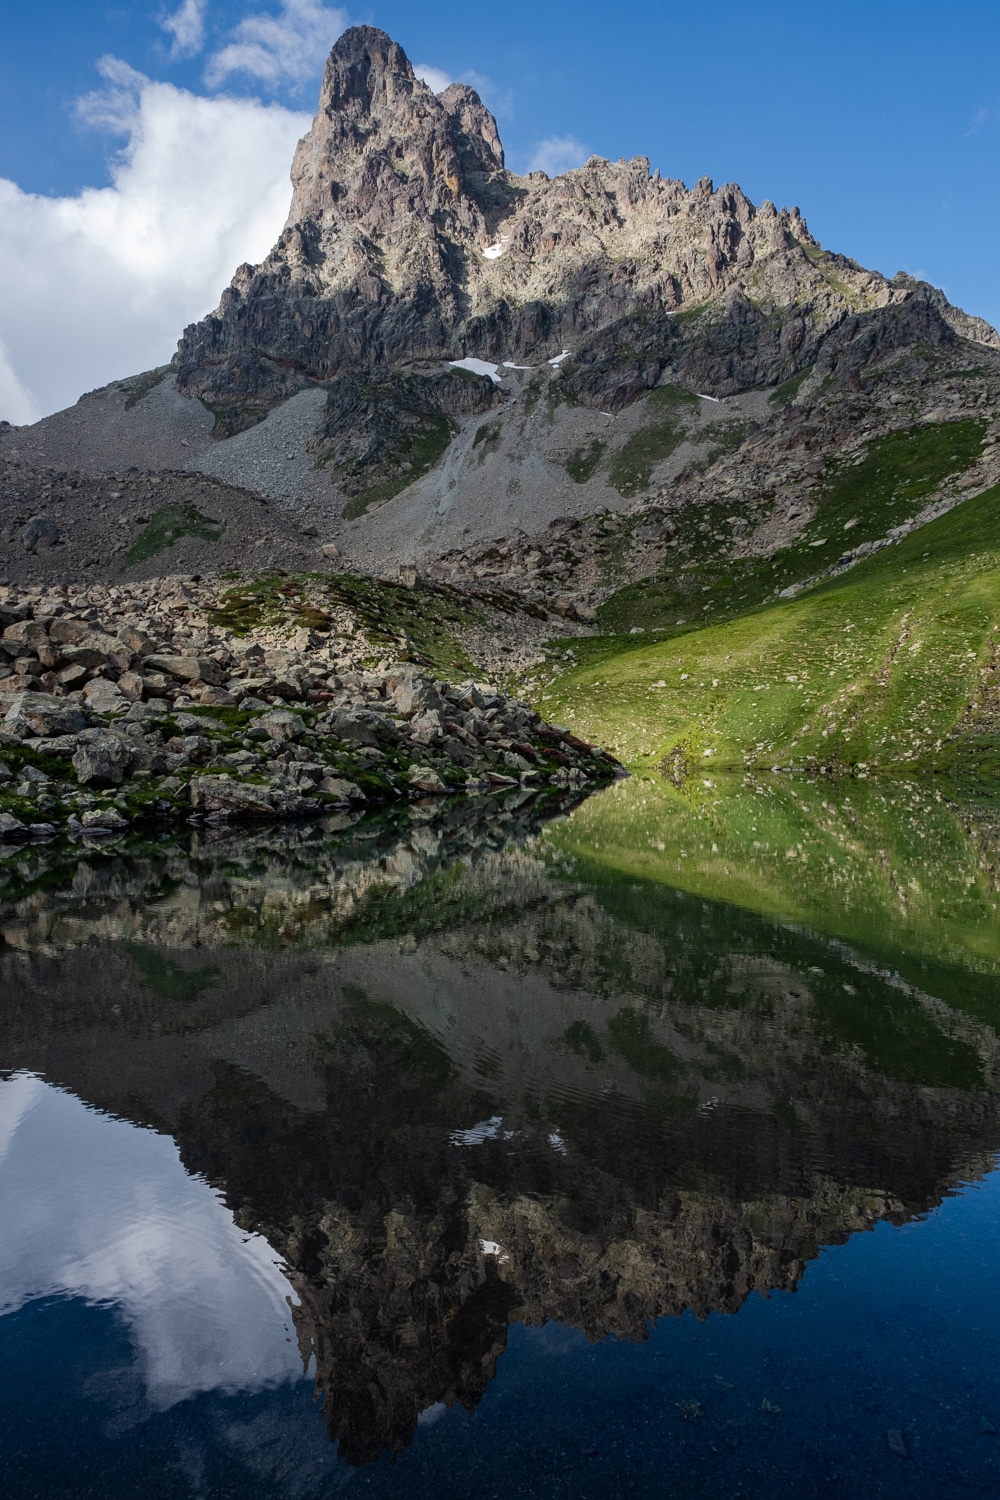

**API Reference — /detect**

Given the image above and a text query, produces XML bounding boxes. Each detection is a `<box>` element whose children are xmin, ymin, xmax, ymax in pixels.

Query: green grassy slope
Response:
<box><xmin>541</xmin><ymin>479</ymin><xmax>1000</xmax><ymax>780</ymax></box>
<box><xmin>595</xmin><ymin>418</ymin><xmax>986</xmax><ymax>634</ymax></box>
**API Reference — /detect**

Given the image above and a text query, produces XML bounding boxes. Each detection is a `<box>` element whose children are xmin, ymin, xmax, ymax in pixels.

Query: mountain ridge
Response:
<box><xmin>174</xmin><ymin>24</ymin><xmax>999</xmax><ymax>432</ymax></box>
<box><xmin>3</xmin><ymin>24</ymin><xmax>1000</xmax><ymax>669</ymax></box>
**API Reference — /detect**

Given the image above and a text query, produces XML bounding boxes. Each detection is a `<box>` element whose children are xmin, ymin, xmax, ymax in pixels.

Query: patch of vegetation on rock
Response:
<box><xmin>119</xmin><ymin>366</ymin><xmax>171</xmax><ymax>411</ymax></box>
<box><xmin>769</xmin><ymin>368</ymin><xmax>813</xmax><ymax>407</ymax></box>
<box><xmin>341</xmin><ymin>415</ymin><xmax>456</xmax><ymax>519</ymax></box>
<box><xmin>472</xmin><ymin>420</ymin><xmax>503</xmax><ymax>464</ymax></box>
<box><xmin>122</xmin><ymin>504</ymin><xmax>225</xmax><ymax>567</ymax></box>
<box><xmin>565</xmin><ymin>438</ymin><xmax>606</xmax><ymax>483</ymax></box>
<box><xmin>209</xmin><ymin>570</ymin><xmax>483</xmax><ymax>677</ymax></box>
<box><xmin>199</xmin><ymin>401</ymin><xmax>271</xmax><ymax>438</ymax></box>
<box><xmin>608</xmin><ymin>385</ymin><xmax>699</xmax><ymax>497</ymax></box>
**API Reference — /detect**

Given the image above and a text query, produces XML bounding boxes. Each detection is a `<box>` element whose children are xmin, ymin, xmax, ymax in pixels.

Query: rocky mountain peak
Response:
<box><xmin>171</xmin><ymin>23</ymin><xmax>999</xmax><ymax>498</ymax></box>
<box><xmin>285</xmin><ymin>25</ymin><xmax>501</xmax><ymax>237</ymax></box>
<box><xmin>318</xmin><ymin>25</ymin><xmax>413</xmax><ymax>111</ymax></box>
<box><xmin>437</xmin><ymin>82</ymin><xmax>505</xmax><ymax>172</ymax></box>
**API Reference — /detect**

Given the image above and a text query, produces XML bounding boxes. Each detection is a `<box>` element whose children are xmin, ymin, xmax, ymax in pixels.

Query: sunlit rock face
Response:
<box><xmin>174</xmin><ymin>25</ymin><xmax>997</xmax><ymax>434</ymax></box>
<box><xmin>3</xmin><ymin>797</ymin><xmax>1000</xmax><ymax>1464</ymax></box>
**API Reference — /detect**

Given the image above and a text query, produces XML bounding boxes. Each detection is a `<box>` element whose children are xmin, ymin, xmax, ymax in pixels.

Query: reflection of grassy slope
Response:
<box><xmin>128</xmin><ymin>945</ymin><xmax>222</xmax><ymax>1003</ymax></box>
<box><xmin>546</xmin><ymin>776</ymin><xmax>1000</xmax><ymax>1030</ymax></box>
<box><xmin>332</xmin><ymin>984</ymin><xmax>455</xmax><ymax>1088</ymax></box>
<box><xmin>546</xmin><ymin>479</ymin><xmax>1000</xmax><ymax>776</ymax></box>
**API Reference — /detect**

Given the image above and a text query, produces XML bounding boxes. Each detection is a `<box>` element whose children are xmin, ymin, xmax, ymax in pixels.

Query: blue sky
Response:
<box><xmin>0</xmin><ymin>0</ymin><xmax>997</xmax><ymax>420</ymax></box>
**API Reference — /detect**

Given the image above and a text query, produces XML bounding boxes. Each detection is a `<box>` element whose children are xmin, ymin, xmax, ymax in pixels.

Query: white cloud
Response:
<box><xmin>206</xmin><ymin>0</ymin><xmax>348</xmax><ymax>90</ymax></box>
<box><xmin>160</xmin><ymin>0</ymin><xmax>207</xmax><ymax>60</ymax></box>
<box><xmin>0</xmin><ymin>64</ymin><xmax>308</xmax><ymax>422</ymax></box>
<box><xmin>0</xmin><ymin>339</ymin><xmax>40</xmax><ymax>426</ymax></box>
<box><xmin>525</xmin><ymin>134</ymin><xmax>590</xmax><ymax>177</ymax></box>
<box><xmin>414</xmin><ymin>62</ymin><xmax>453</xmax><ymax>95</ymax></box>
<box><xmin>77</xmin><ymin>55</ymin><xmax>150</xmax><ymax>133</ymax></box>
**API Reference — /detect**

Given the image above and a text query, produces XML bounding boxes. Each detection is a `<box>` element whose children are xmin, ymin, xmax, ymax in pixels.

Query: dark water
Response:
<box><xmin>2</xmin><ymin>777</ymin><xmax>1000</xmax><ymax>1498</ymax></box>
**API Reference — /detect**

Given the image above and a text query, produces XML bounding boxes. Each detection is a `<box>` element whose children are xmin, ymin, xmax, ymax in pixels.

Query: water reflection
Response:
<box><xmin>2</xmin><ymin>779</ymin><xmax>1000</xmax><ymax>1475</ymax></box>
<box><xmin>0</xmin><ymin>1074</ymin><xmax>299</xmax><ymax>1408</ymax></box>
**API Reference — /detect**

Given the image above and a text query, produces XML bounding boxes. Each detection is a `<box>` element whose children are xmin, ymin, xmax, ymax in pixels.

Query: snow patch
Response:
<box><xmin>548</xmin><ymin>1132</ymin><xmax>568</xmax><ymax>1155</ymax></box>
<box><xmin>449</xmin><ymin>357</ymin><xmax>502</xmax><ymax>385</ymax></box>
<box><xmin>482</xmin><ymin>234</ymin><xmax>510</xmax><ymax>260</ymax></box>
<box><xmin>549</xmin><ymin>349</ymin><xmax>571</xmax><ymax>366</ymax></box>
<box><xmin>697</xmin><ymin>393</ymin><xmax>720</xmax><ymax>403</ymax></box>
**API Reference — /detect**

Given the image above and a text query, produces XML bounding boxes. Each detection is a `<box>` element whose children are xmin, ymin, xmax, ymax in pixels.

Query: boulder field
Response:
<box><xmin>0</xmin><ymin>579</ymin><xmax>619</xmax><ymax>841</ymax></box>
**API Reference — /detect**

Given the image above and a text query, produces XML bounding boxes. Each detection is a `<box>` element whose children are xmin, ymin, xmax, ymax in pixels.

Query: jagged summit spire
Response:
<box><xmin>319</xmin><ymin>25</ymin><xmax>419</xmax><ymax>114</ymax></box>
<box><xmin>311</xmin><ymin>26</ymin><xmax>503</xmax><ymax>170</ymax></box>
<box><xmin>280</xmin><ymin>25</ymin><xmax>503</xmax><ymax>239</ymax></box>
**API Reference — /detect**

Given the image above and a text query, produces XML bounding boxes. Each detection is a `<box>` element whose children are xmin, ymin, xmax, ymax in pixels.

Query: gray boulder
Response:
<box><xmin>22</xmin><ymin>516</ymin><xmax>60</xmax><ymax>552</ymax></box>
<box><xmin>388</xmin><ymin>672</ymin><xmax>444</xmax><ymax>718</ymax></box>
<box><xmin>3</xmin><ymin>693</ymin><xmax>87</xmax><ymax>737</ymax></box>
<box><xmin>72</xmin><ymin>738</ymin><xmax>132</xmax><ymax>786</ymax></box>
<box><xmin>189</xmin><ymin>775</ymin><xmax>275</xmax><ymax>818</ymax></box>
<box><xmin>80</xmin><ymin>808</ymin><xmax>130</xmax><ymax>832</ymax></box>
<box><xmin>144</xmin><ymin>654</ymin><xmax>225</xmax><ymax>686</ymax></box>
<box><xmin>320</xmin><ymin>708</ymin><xmax>399</xmax><ymax>747</ymax></box>
<box><xmin>258</xmin><ymin>710</ymin><xmax>305</xmax><ymax>742</ymax></box>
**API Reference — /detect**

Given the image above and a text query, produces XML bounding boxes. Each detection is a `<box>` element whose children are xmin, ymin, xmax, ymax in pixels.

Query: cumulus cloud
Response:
<box><xmin>0</xmin><ymin>64</ymin><xmax>308</xmax><ymax>422</ymax></box>
<box><xmin>525</xmin><ymin>134</ymin><xmax>590</xmax><ymax>177</ymax></box>
<box><xmin>77</xmin><ymin>55</ymin><xmax>150</xmax><ymax>133</ymax></box>
<box><xmin>160</xmin><ymin>0</ymin><xmax>207</xmax><ymax>60</ymax></box>
<box><xmin>206</xmin><ymin>0</ymin><xmax>347</xmax><ymax>90</ymax></box>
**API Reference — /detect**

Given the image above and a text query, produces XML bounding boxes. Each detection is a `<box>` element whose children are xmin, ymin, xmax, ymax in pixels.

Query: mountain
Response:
<box><xmin>2</xmin><ymin>24</ymin><xmax>1000</xmax><ymax>724</ymax></box>
<box><xmin>175</xmin><ymin>25</ymin><xmax>995</xmax><ymax>420</ymax></box>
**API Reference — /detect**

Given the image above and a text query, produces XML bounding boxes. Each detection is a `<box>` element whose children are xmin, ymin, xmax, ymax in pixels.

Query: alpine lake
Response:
<box><xmin>2</xmin><ymin>768</ymin><xmax>1000</xmax><ymax>1499</ymax></box>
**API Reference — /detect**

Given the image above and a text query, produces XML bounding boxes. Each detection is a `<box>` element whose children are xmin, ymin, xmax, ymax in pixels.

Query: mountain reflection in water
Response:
<box><xmin>2</xmin><ymin>779</ymin><xmax>1000</xmax><ymax>1493</ymax></box>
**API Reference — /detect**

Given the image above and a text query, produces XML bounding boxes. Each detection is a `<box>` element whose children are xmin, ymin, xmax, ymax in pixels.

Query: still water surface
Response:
<box><xmin>1</xmin><ymin>776</ymin><xmax>999</xmax><ymax>1497</ymax></box>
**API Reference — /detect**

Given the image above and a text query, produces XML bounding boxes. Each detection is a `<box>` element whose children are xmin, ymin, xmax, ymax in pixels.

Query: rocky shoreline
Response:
<box><xmin>0</xmin><ymin>577</ymin><xmax>620</xmax><ymax>841</ymax></box>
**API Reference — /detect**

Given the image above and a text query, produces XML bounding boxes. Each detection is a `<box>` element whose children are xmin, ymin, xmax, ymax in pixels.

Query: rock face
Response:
<box><xmin>175</xmin><ymin>24</ymin><xmax>997</xmax><ymax>438</ymax></box>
